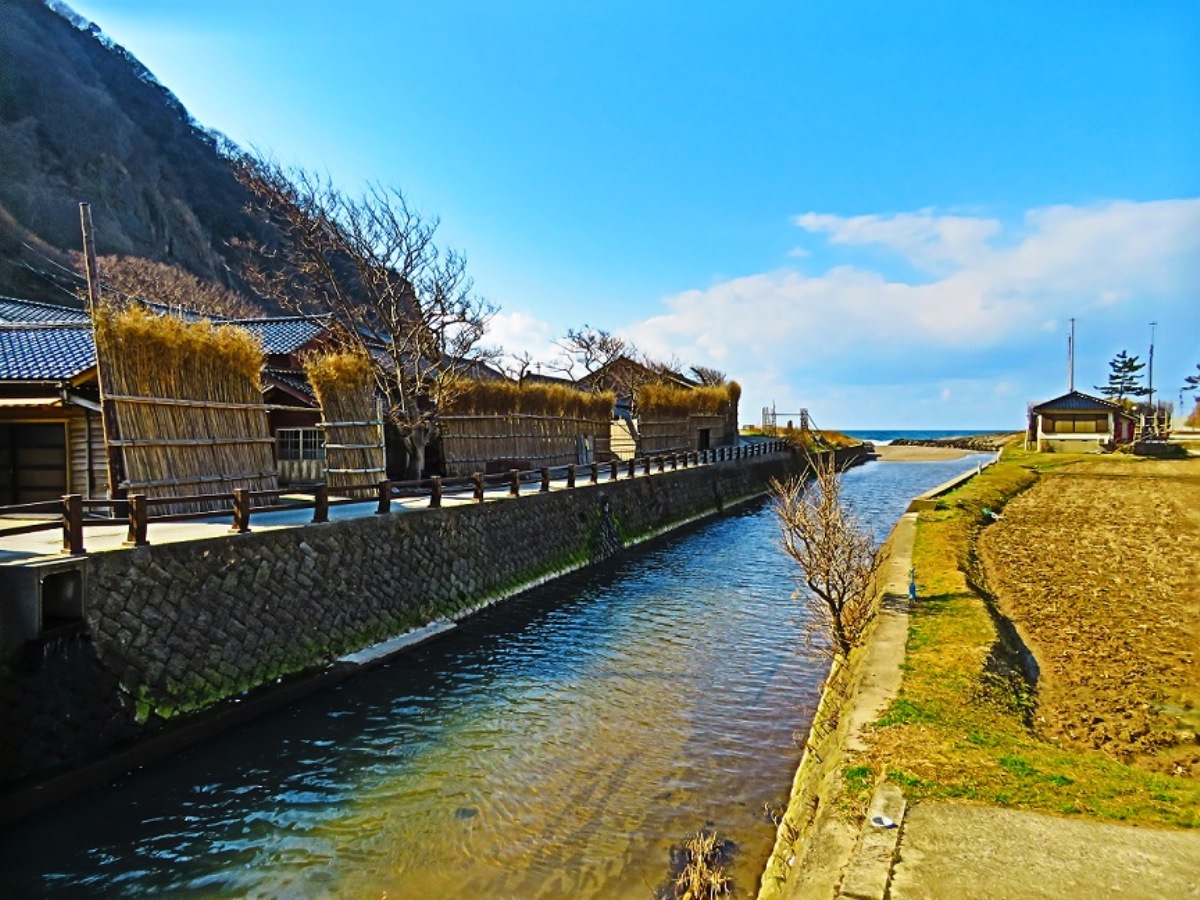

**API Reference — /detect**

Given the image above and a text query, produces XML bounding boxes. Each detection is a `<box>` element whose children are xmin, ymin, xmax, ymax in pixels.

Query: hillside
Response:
<box><xmin>0</xmin><ymin>0</ymin><xmax>272</xmax><ymax>303</ymax></box>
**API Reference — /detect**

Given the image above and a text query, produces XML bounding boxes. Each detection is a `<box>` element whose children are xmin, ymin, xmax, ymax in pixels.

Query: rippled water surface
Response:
<box><xmin>0</xmin><ymin>454</ymin><xmax>990</xmax><ymax>898</ymax></box>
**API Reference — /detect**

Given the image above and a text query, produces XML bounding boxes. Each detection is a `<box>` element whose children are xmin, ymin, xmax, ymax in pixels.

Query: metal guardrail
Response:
<box><xmin>0</xmin><ymin>441</ymin><xmax>791</xmax><ymax>556</ymax></box>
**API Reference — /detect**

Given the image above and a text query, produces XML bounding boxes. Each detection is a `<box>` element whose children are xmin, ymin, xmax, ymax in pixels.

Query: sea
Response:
<box><xmin>842</xmin><ymin>429</ymin><xmax>1006</xmax><ymax>446</ymax></box>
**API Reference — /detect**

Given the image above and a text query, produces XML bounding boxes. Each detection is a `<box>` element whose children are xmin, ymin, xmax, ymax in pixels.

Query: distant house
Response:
<box><xmin>1026</xmin><ymin>390</ymin><xmax>1136</xmax><ymax>451</ymax></box>
<box><xmin>0</xmin><ymin>297</ymin><xmax>333</xmax><ymax>502</ymax></box>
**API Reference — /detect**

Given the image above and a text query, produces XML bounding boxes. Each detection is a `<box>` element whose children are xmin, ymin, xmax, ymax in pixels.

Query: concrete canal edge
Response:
<box><xmin>757</xmin><ymin>478</ymin><xmax>953</xmax><ymax>899</ymax></box>
<box><xmin>1</xmin><ymin>446</ymin><xmax>868</xmax><ymax>826</ymax></box>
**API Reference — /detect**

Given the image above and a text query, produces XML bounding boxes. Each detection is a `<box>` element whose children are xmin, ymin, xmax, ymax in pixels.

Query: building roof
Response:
<box><xmin>228</xmin><ymin>316</ymin><xmax>333</xmax><ymax>356</ymax></box>
<box><xmin>0</xmin><ymin>324</ymin><xmax>97</xmax><ymax>380</ymax></box>
<box><xmin>1031</xmin><ymin>390</ymin><xmax>1132</xmax><ymax>416</ymax></box>
<box><xmin>0</xmin><ymin>295</ymin><xmax>91</xmax><ymax>325</ymax></box>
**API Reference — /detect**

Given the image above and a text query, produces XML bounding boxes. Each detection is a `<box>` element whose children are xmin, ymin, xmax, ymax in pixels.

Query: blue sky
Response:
<box><xmin>69</xmin><ymin>1</ymin><xmax>1200</xmax><ymax>428</ymax></box>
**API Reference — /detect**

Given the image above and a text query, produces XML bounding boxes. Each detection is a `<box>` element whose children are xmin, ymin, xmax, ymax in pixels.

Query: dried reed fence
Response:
<box><xmin>636</xmin><ymin>382</ymin><xmax>741</xmax><ymax>455</ymax></box>
<box><xmin>92</xmin><ymin>304</ymin><xmax>277</xmax><ymax>513</ymax></box>
<box><xmin>440</xmin><ymin>379</ymin><xmax>615</xmax><ymax>475</ymax></box>
<box><xmin>304</xmin><ymin>349</ymin><xmax>385</xmax><ymax>490</ymax></box>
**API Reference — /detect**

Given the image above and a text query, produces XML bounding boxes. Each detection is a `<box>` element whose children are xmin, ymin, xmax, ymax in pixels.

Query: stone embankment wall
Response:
<box><xmin>1</xmin><ymin>447</ymin><xmax>865</xmax><ymax>799</ymax></box>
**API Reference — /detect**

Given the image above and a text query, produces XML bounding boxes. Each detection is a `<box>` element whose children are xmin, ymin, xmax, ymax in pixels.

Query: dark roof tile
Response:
<box><xmin>0</xmin><ymin>324</ymin><xmax>96</xmax><ymax>380</ymax></box>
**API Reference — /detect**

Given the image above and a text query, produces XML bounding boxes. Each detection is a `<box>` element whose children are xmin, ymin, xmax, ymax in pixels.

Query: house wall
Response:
<box><xmin>0</xmin><ymin>406</ymin><xmax>107</xmax><ymax>504</ymax></box>
<box><xmin>0</xmin><ymin>445</ymin><xmax>866</xmax><ymax>793</ymax></box>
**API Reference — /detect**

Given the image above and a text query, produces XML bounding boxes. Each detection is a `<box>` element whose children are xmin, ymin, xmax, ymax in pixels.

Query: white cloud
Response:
<box><xmin>626</xmin><ymin>199</ymin><xmax>1200</xmax><ymax>428</ymax></box>
<box><xmin>485</xmin><ymin>309</ymin><xmax>559</xmax><ymax>367</ymax></box>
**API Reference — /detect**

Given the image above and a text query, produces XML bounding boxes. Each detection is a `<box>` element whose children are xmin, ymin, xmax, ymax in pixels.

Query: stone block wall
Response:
<box><xmin>0</xmin><ymin>446</ymin><xmax>864</xmax><ymax>789</ymax></box>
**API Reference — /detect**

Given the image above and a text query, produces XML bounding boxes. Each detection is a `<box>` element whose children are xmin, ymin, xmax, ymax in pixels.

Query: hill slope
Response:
<box><xmin>0</xmin><ymin>0</ymin><xmax>271</xmax><ymax>302</ymax></box>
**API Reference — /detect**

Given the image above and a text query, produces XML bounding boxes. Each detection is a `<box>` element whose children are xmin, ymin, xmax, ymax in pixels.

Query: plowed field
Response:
<box><xmin>978</xmin><ymin>457</ymin><xmax>1200</xmax><ymax>776</ymax></box>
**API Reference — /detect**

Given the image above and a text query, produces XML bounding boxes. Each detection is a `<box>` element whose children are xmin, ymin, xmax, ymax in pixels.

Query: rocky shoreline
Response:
<box><xmin>888</xmin><ymin>432</ymin><xmax>1017</xmax><ymax>452</ymax></box>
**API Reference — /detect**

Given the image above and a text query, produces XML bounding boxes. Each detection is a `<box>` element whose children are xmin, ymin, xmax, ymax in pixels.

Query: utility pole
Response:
<box><xmin>80</xmin><ymin>202</ymin><xmax>126</xmax><ymax>501</ymax></box>
<box><xmin>1147</xmin><ymin>321</ymin><xmax>1156</xmax><ymax>409</ymax></box>
<box><xmin>1068</xmin><ymin>318</ymin><xmax>1075</xmax><ymax>392</ymax></box>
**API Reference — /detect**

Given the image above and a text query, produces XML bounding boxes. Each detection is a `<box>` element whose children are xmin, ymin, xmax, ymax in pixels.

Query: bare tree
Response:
<box><xmin>690</xmin><ymin>365</ymin><xmax>727</xmax><ymax>386</ymax></box>
<box><xmin>773</xmin><ymin>454</ymin><xmax>883</xmax><ymax>658</ymax></box>
<box><xmin>232</xmin><ymin>156</ymin><xmax>496</xmax><ymax>478</ymax></box>
<box><xmin>553</xmin><ymin>325</ymin><xmax>628</xmax><ymax>380</ymax></box>
<box><xmin>88</xmin><ymin>254</ymin><xmax>264</xmax><ymax>318</ymax></box>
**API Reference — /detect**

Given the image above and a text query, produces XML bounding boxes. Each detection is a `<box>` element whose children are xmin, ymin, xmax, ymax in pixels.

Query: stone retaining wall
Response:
<box><xmin>1</xmin><ymin>446</ymin><xmax>865</xmax><ymax>795</ymax></box>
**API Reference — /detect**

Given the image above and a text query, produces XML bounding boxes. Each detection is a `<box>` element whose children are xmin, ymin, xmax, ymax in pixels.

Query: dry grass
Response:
<box><xmin>304</xmin><ymin>349</ymin><xmax>384</xmax><ymax>488</ymax></box>
<box><xmin>637</xmin><ymin>383</ymin><xmax>735</xmax><ymax>417</ymax></box>
<box><xmin>852</xmin><ymin>447</ymin><xmax>1200</xmax><ymax>828</ymax></box>
<box><xmin>92</xmin><ymin>304</ymin><xmax>276</xmax><ymax>509</ymax></box>
<box><xmin>445</xmin><ymin>379</ymin><xmax>614</xmax><ymax>419</ymax></box>
<box><xmin>660</xmin><ymin>829</ymin><xmax>733</xmax><ymax>899</ymax></box>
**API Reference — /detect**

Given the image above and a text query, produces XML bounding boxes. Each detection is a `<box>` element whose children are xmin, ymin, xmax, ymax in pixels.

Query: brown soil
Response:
<box><xmin>977</xmin><ymin>457</ymin><xmax>1200</xmax><ymax>776</ymax></box>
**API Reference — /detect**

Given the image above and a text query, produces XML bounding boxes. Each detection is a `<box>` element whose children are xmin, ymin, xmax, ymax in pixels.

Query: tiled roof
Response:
<box><xmin>230</xmin><ymin>316</ymin><xmax>331</xmax><ymax>355</ymax></box>
<box><xmin>1031</xmin><ymin>390</ymin><xmax>1127</xmax><ymax>414</ymax></box>
<box><xmin>0</xmin><ymin>296</ymin><xmax>91</xmax><ymax>324</ymax></box>
<box><xmin>0</xmin><ymin>324</ymin><xmax>96</xmax><ymax>380</ymax></box>
<box><xmin>264</xmin><ymin>368</ymin><xmax>316</xmax><ymax>400</ymax></box>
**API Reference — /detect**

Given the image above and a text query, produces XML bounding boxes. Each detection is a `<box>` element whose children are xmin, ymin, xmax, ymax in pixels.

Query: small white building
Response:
<box><xmin>1026</xmin><ymin>390</ymin><xmax>1136</xmax><ymax>451</ymax></box>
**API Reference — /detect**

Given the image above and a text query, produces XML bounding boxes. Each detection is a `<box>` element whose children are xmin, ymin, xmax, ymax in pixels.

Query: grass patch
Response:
<box><xmin>856</xmin><ymin>445</ymin><xmax>1200</xmax><ymax>829</ymax></box>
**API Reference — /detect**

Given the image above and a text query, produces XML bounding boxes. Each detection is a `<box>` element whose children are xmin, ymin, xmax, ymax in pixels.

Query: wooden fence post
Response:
<box><xmin>62</xmin><ymin>493</ymin><xmax>84</xmax><ymax>556</ymax></box>
<box><xmin>567</xmin><ymin>464</ymin><xmax>576</xmax><ymax>488</ymax></box>
<box><xmin>376</xmin><ymin>479</ymin><xmax>391</xmax><ymax>514</ymax></box>
<box><xmin>230</xmin><ymin>488</ymin><xmax>251</xmax><ymax>534</ymax></box>
<box><xmin>473</xmin><ymin>472</ymin><xmax>485</xmax><ymax>502</ymax></box>
<box><xmin>627</xmin><ymin>458</ymin><xmax>637</xmax><ymax>478</ymax></box>
<box><xmin>643</xmin><ymin>456</ymin><xmax>651</xmax><ymax>476</ymax></box>
<box><xmin>609</xmin><ymin>460</ymin><xmax>619</xmax><ymax>481</ymax></box>
<box><xmin>540</xmin><ymin>467</ymin><xmax>551</xmax><ymax>492</ymax></box>
<box><xmin>125</xmin><ymin>493</ymin><xmax>149</xmax><ymax>545</ymax></box>
<box><xmin>656</xmin><ymin>456</ymin><xmax>664</xmax><ymax>473</ymax></box>
<box><xmin>670</xmin><ymin>454</ymin><xmax>678</xmax><ymax>470</ymax></box>
<box><xmin>590</xmin><ymin>462</ymin><xmax>599</xmax><ymax>484</ymax></box>
<box><xmin>313</xmin><ymin>484</ymin><xmax>329</xmax><ymax>523</ymax></box>
<box><xmin>509</xmin><ymin>469</ymin><xmax>521</xmax><ymax>497</ymax></box>
<box><xmin>429</xmin><ymin>476</ymin><xmax>442</xmax><ymax>508</ymax></box>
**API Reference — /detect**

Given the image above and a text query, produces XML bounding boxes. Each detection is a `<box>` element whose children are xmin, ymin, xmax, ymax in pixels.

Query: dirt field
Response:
<box><xmin>978</xmin><ymin>456</ymin><xmax>1200</xmax><ymax>776</ymax></box>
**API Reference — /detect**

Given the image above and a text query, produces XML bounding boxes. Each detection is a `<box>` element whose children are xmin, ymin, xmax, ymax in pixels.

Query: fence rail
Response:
<box><xmin>0</xmin><ymin>440</ymin><xmax>791</xmax><ymax>556</ymax></box>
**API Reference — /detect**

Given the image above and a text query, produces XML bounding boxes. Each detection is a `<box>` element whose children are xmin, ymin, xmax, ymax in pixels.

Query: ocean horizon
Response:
<box><xmin>842</xmin><ymin>429</ymin><xmax>1010</xmax><ymax>445</ymax></box>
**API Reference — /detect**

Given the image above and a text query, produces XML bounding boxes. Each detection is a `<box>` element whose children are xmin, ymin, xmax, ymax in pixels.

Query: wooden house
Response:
<box><xmin>0</xmin><ymin>299</ymin><xmax>107</xmax><ymax>504</ymax></box>
<box><xmin>576</xmin><ymin>356</ymin><xmax>739</xmax><ymax>459</ymax></box>
<box><xmin>1026</xmin><ymin>390</ymin><xmax>1136</xmax><ymax>451</ymax></box>
<box><xmin>0</xmin><ymin>297</ymin><xmax>334</xmax><ymax>502</ymax></box>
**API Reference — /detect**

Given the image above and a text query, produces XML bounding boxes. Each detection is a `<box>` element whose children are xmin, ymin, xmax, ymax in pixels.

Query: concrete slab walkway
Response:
<box><xmin>889</xmin><ymin>801</ymin><xmax>1200</xmax><ymax>899</ymax></box>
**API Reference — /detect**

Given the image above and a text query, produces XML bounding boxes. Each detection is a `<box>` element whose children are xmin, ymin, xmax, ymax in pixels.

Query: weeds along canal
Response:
<box><xmin>0</xmin><ymin>453</ymin><xmax>991</xmax><ymax>899</ymax></box>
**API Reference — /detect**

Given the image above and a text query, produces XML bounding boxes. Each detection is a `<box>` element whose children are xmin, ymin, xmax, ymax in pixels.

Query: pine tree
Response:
<box><xmin>1095</xmin><ymin>350</ymin><xmax>1150</xmax><ymax>402</ymax></box>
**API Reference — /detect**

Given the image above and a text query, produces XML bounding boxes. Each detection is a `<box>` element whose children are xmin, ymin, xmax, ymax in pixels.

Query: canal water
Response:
<box><xmin>0</xmin><ymin>454</ymin><xmax>989</xmax><ymax>898</ymax></box>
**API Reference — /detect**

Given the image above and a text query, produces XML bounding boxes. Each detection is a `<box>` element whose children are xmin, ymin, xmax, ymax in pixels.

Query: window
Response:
<box><xmin>276</xmin><ymin>428</ymin><xmax>325</xmax><ymax>461</ymax></box>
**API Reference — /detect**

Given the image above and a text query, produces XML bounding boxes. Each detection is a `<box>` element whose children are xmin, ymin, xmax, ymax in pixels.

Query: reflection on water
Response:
<box><xmin>0</xmin><ymin>454</ymin><xmax>989</xmax><ymax>898</ymax></box>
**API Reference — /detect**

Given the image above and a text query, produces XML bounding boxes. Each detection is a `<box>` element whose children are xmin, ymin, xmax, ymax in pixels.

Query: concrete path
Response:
<box><xmin>889</xmin><ymin>802</ymin><xmax>1200</xmax><ymax>899</ymax></box>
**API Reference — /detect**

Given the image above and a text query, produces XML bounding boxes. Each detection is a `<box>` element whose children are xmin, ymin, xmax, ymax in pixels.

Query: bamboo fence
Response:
<box><xmin>304</xmin><ymin>350</ymin><xmax>386</xmax><ymax>491</ymax></box>
<box><xmin>439</xmin><ymin>414</ymin><xmax>610</xmax><ymax>475</ymax></box>
<box><xmin>92</xmin><ymin>305</ymin><xmax>278</xmax><ymax>513</ymax></box>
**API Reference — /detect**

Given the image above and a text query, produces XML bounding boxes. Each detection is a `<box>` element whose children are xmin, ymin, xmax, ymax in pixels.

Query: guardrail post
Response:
<box><xmin>62</xmin><ymin>493</ymin><xmax>84</xmax><ymax>555</ymax></box>
<box><xmin>509</xmin><ymin>469</ymin><xmax>521</xmax><ymax>497</ymax></box>
<box><xmin>609</xmin><ymin>460</ymin><xmax>618</xmax><ymax>481</ymax></box>
<box><xmin>473</xmin><ymin>472</ymin><xmax>485</xmax><ymax>502</ymax></box>
<box><xmin>429</xmin><ymin>476</ymin><xmax>442</xmax><ymax>508</ymax></box>
<box><xmin>540</xmin><ymin>467</ymin><xmax>551</xmax><ymax>492</ymax></box>
<box><xmin>312</xmin><ymin>484</ymin><xmax>329</xmax><ymax>523</ymax></box>
<box><xmin>589</xmin><ymin>461</ymin><xmax>599</xmax><ymax>484</ymax></box>
<box><xmin>656</xmin><ymin>456</ymin><xmax>664</xmax><ymax>473</ymax></box>
<box><xmin>670</xmin><ymin>454</ymin><xmax>678</xmax><ymax>471</ymax></box>
<box><xmin>643</xmin><ymin>456</ymin><xmax>651</xmax><ymax>476</ymax></box>
<box><xmin>376</xmin><ymin>479</ymin><xmax>391</xmax><ymax>514</ymax></box>
<box><xmin>627</xmin><ymin>458</ymin><xmax>636</xmax><ymax>478</ymax></box>
<box><xmin>567</xmin><ymin>464</ymin><xmax>576</xmax><ymax>488</ymax></box>
<box><xmin>230</xmin><ymin>488</ymin><xmax>251</xmax><ymax>534</ymax></box>
<box><xmin>125</xmin><ymin>493</ymin><xmax>149</xmax><ymax>545</ymax></box>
